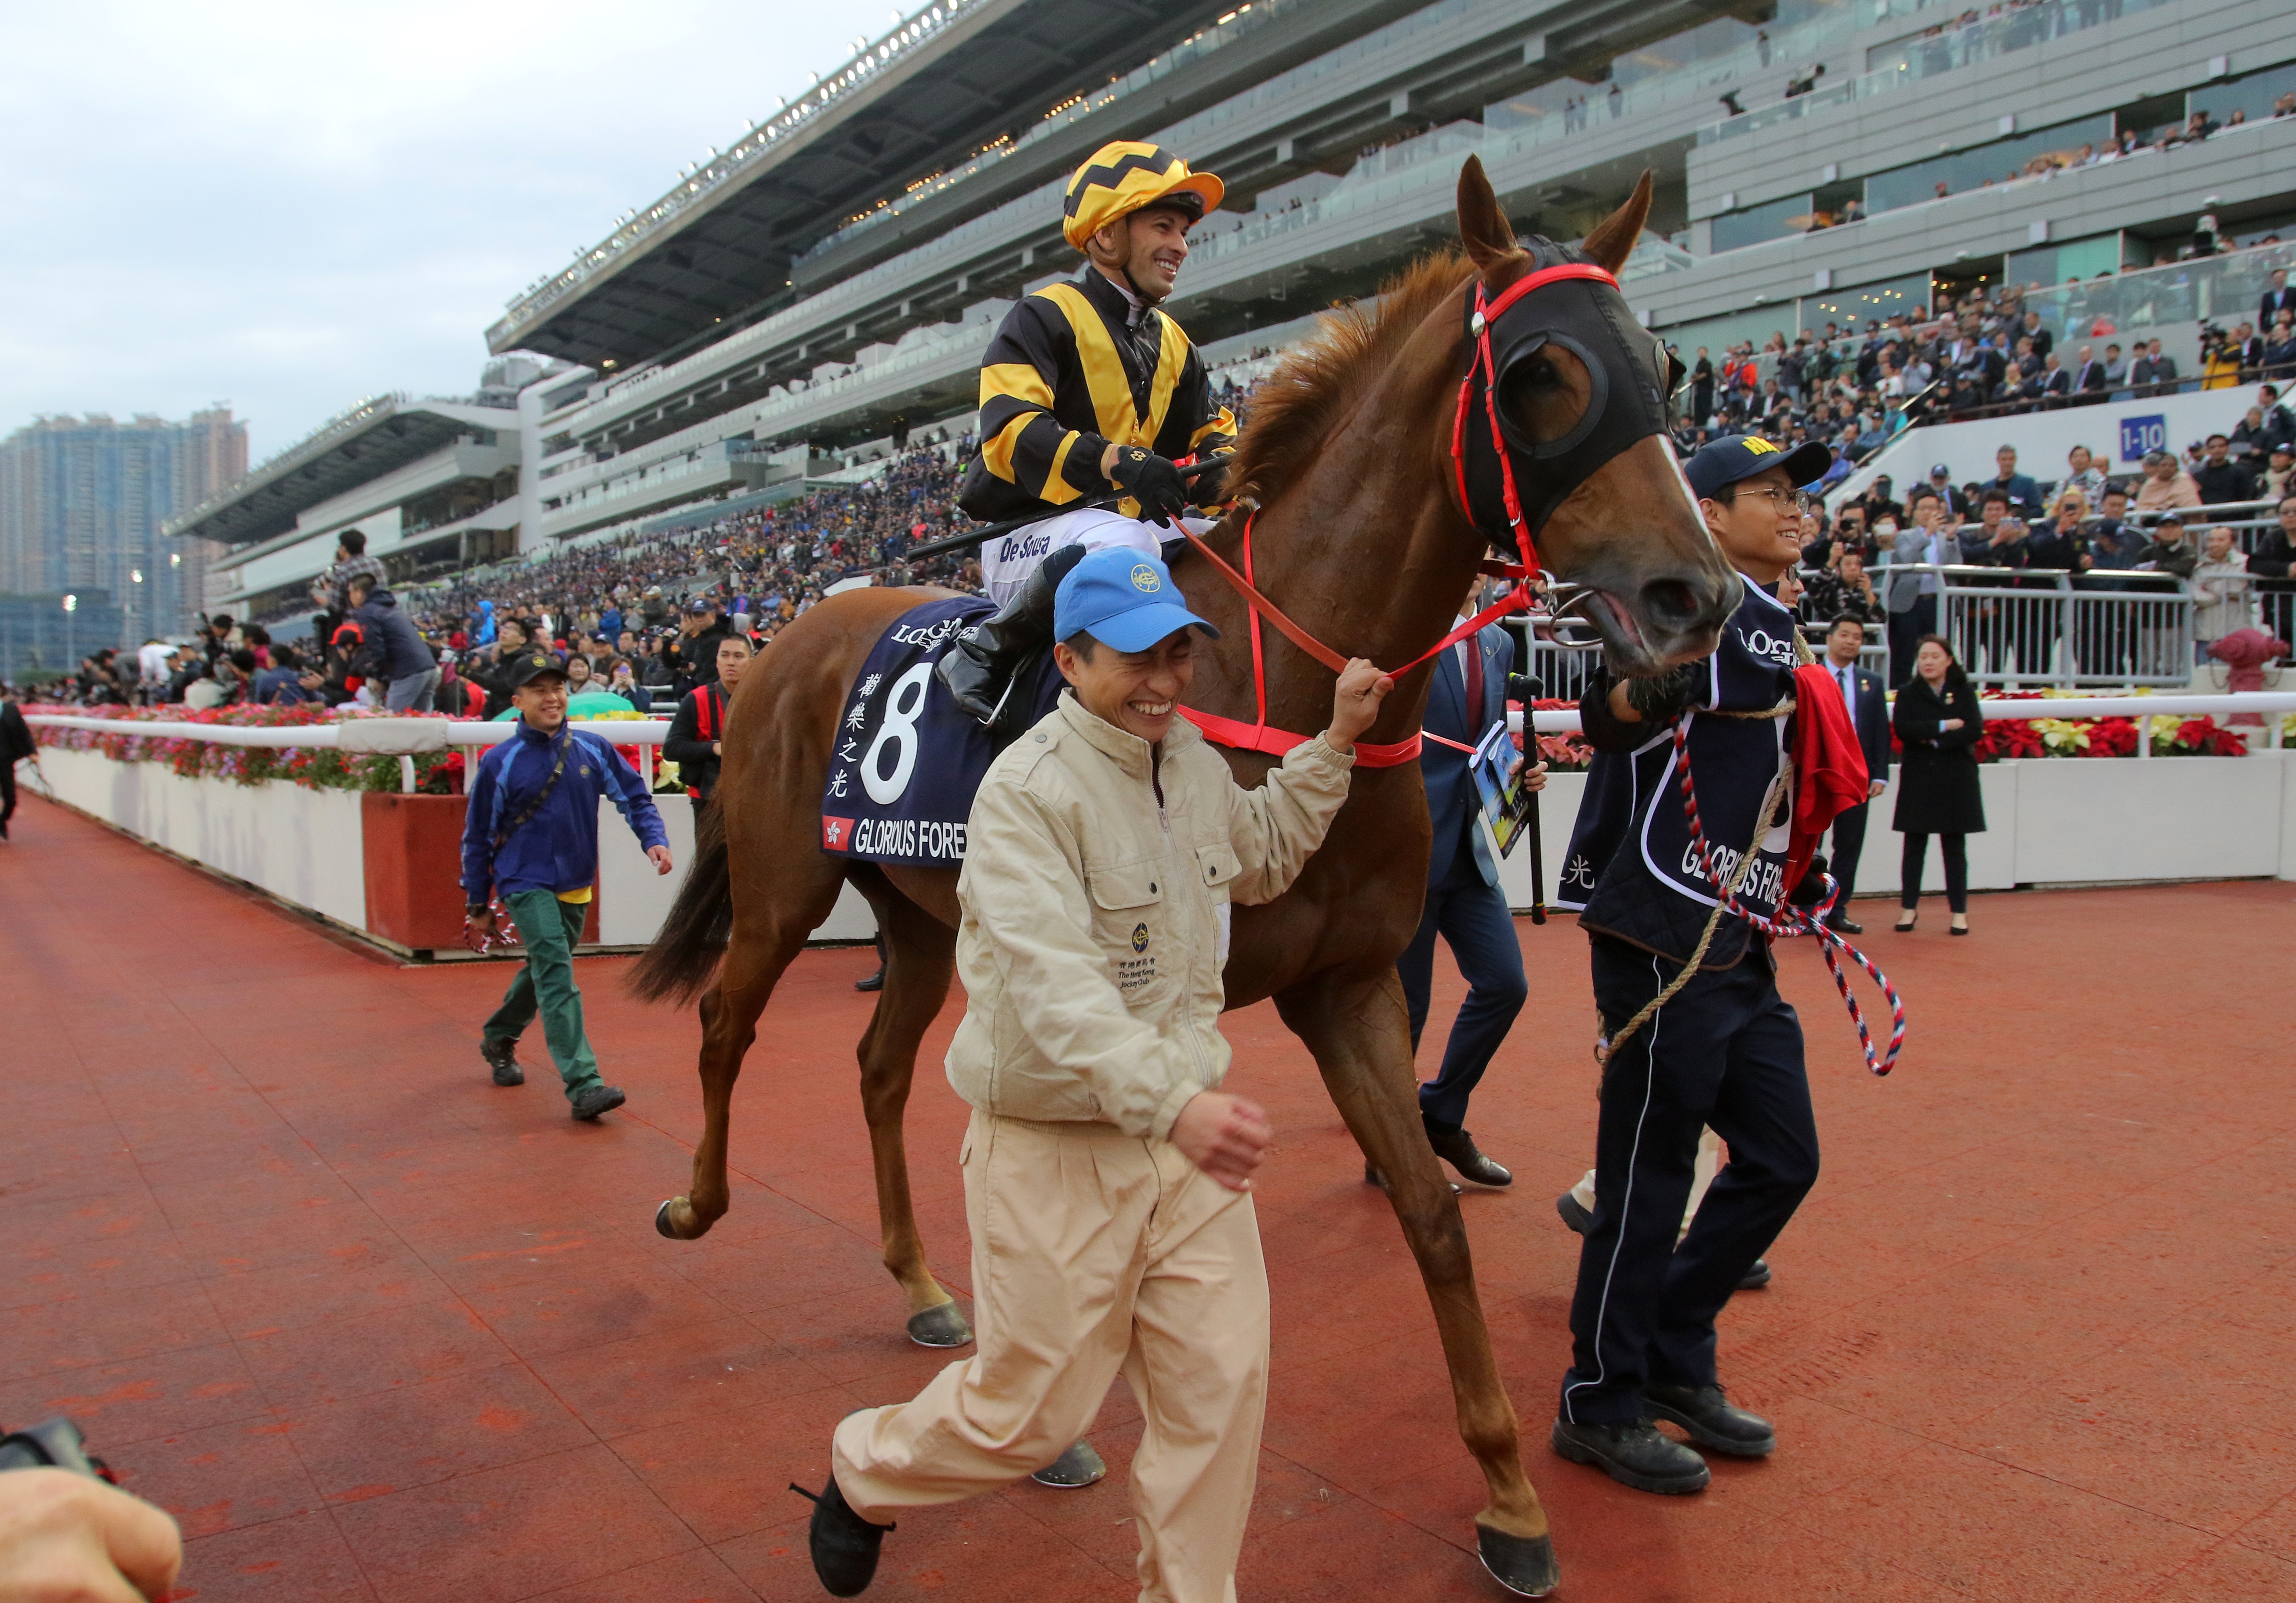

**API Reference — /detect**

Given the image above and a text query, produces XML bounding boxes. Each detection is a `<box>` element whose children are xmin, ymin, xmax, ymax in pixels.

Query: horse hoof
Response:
<box><xmin>1476</xmin><ymin>1525</ymin><xmax>1559</xmax><ymax>1598</ymax></box>
<box><xmin>654</xmin><ymin>1198</ymin><xmax>700</xmax><ymax>1240</ymax></box>
<box><xmin>1032</xmin><ymin>1441</ymin><xmax>1106</xmax><ymax>1488</ymax></box>
<box><xmin>905</xmin><ymin>1302</ymin><xmax>972</xmax><ymax>1348</ymax></box>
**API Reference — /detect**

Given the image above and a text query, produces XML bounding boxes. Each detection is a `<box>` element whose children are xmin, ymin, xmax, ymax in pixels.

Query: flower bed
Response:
<box><xmin>1921</xmin><ymin>693</ymin><xmax>2281</xmax><ymax>762</ymax></box>
<box><xmin>25</xmin><ymin>704</ymin><xmax>465</xmax><ymax>792</ymax></box>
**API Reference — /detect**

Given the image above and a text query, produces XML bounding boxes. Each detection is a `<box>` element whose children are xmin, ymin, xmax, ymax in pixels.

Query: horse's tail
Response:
<box><xmin>627</xmin><ymin>798</ymin><xmax>734</xmax><ymax>1005</ymax></box>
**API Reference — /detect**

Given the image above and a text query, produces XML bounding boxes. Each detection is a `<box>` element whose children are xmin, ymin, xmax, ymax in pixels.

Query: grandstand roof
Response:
<box><xmin>486</xmin><ymin>0</ymin><xmax>1240</xmax><ymax>370</ymax></box>
<box><xmin>164</xmin><ymin>395</ymin><xmax>513</xmax><ymax>550</ymax></box>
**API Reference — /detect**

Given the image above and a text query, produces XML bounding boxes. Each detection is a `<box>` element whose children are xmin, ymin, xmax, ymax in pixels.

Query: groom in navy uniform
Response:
<box><xmin>1384</xmin><ymin>580</ymin><xmax>1547</xmax><ymax>1190</ymax></box>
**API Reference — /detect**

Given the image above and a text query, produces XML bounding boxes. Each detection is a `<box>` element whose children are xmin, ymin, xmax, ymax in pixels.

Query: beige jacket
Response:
<box><xmin>946</xmin><ymin>692</ymin><xmax>1354</xmax><ymax>1141</ymax></box>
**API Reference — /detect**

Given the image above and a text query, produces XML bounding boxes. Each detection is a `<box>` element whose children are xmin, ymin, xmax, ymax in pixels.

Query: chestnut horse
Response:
<box><xmin>630</xmin><ymin>157</ymin><xmax>1735</xmax><ymax>1595</ymax></box>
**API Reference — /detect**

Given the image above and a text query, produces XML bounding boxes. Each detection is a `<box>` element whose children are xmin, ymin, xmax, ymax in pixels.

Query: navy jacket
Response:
<box><xmin>349</xmin><ymin>587</ymin><xmax>438</xmax><ymax>683</ymax></box>
<box><xmin>1815</xmin><ymin>656</ymin><xmax>1889</xmax><ymax>791</ymax></box>
<box><xmin>1557</xmin><ymin>580</ymin><xmax>1799</xmax><ymax>970</ymax></box>
<box><xmin>1419</xmin><ymin>623</ymin><xmax>1513</xmax><ymax>889</ymax></box>
<box><xmin>460</xmin><ymin>721</ymin><xmax>668</xmax><ymax>905</ymax></box>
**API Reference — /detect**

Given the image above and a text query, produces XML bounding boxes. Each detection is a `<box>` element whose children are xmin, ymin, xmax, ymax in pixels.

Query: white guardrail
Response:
<box><xmin>23</xmin><ymin>716</ymin><xmax>677</xmax><ymax>793</ymax></box>
<box><xmin>29</xmin><ymin>692</ymin><xmax>2296</xmax><ymax>772</ymax></box>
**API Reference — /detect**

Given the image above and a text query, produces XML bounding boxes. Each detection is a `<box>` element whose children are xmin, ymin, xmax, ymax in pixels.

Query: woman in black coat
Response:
<box><xmin>1892</xmin><ymin>634</ymin><xmax>1986</xmax><ymax>934</ymax></box>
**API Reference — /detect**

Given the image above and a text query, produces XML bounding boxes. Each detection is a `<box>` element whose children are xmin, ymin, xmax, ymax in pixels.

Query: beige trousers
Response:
<box><xmin>833</xmin><ymin>1110</ymin><xmax>1269</xmax><ymax>1603</ymax></box>
<box><xmin>1570</xmin><ymin>1127</ymin><xmax>1725</xmax><ymax>1236</ymax></box>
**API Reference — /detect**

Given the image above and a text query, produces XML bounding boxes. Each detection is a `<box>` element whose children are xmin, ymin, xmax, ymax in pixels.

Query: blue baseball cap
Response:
<box><xmin>1683</xmin><ymin>434</ymin><xmax>1832</xmax><ymax>499</ymax></box>
<box><xmin>1053</xmin><ymin>548</ymin><xmax>1219</xmax><ymax>652</ymax></box>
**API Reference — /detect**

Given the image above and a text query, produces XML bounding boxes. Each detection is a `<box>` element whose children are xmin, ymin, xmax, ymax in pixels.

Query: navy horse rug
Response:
<box><xmin>819</xmin><ymin>596</ymin><xmax>1060</xmax><ymax>867</ymax></box>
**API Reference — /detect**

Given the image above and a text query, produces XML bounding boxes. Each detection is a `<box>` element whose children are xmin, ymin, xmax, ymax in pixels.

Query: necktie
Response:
<box><xmin>1463</xmin><ymin>635</ymin><xmax>1485</xmax><ymax>732</ymax></box>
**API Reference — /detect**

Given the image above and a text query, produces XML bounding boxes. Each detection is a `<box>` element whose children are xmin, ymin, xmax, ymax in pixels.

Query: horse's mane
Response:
<box><xmin>1219</xmin><ymin>238</ymin><xmax>1586</xmax><ymax>508</ymax></box>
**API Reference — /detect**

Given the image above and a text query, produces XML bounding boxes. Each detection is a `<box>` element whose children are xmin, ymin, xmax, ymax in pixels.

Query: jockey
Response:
<box><xmin>937</xmin><ymin>140</ymin><xmax>1239</xmax><ymax>729</ymax></box>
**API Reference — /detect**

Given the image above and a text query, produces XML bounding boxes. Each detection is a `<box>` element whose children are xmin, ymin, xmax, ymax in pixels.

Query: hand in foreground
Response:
<box><xmin>1520</xmin><ymin>760</ymin><xmax>1551</xmax><ymax>793</ymax></box>
<box><xmin>645</xmin><ymin>845</ymin><xmax>676</xmax><ymax>877</ymax></box>
<box><xmin>461</xmin><ymin>904</ymin><xmax>499</xmax><ymax>953</ymax></box>
<box><xmin>1867</xmin><ymin>779</ymin><xmax>1888</xmax><ymax>799</ymax></box>
<box><xmin>0</xmin><ymin>1467</ymin><xmax>182</xmax><ymax>1603</ymax></box>
<box><xmin>1325</xmin><ymin>658</ymin><xmax>1396</xmax><ymax>754</ymax></box>
<box><xmin>1171</xmin><ymin>1092</ymin><xmax>1273</xmax><ymax>1192</ymax></box>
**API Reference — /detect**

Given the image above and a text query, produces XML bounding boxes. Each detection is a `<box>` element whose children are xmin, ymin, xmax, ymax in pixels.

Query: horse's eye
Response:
<box><xmin>1498</xmin><ymin>345</ymin><xmax>1593</xmax><ymax>446</ymax></box>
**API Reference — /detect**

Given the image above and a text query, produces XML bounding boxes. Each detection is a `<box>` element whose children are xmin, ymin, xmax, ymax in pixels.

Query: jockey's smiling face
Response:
<box><xmin>1093</xmin><ymin>205</ymin><xmax>1193</xmax><ymax>301</ymax></box>
<box><xmin>1700</xmin><ymin>465</ymin><xmax>1806</xmax><ymax>587</ymax></box>
<box><xmin>1054</xmin><ymin>627</ymin><xmax>1198</xmax><ymax>747</ymax></box>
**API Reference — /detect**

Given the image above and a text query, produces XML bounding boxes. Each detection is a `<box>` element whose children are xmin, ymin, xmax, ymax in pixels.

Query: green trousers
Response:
<box><xmin>483</xmin><ymin>890</ymin><xmax>603</xmax><ymax>1103</ymax></box>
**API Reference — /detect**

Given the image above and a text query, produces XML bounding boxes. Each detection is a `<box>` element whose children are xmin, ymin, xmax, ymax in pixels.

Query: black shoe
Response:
<box><xmin>853</xmin><ymin>969</ymin><xmax>885</xmax><ymax>993</ymax></box>
<box><xmin>1555</xmin><ymin>1191</ymin><xmax>1594</xmax><ymax>1236</ymax></box>
<box><xmin>792</xmin><ymin>1475</ymin><xmax>892</xmax><ymax>1597</ymax></box>
<box><xmin>934</xmin><ymin>545</ymin><xmax>1083</xmax><ymax>736</ymax></box>
<box><xmin>1550</xmin><ymin>1417</ymin><xmax>1709</xmax><ymax>1494</ymax></box>
<box><xmin>1827</xmin><ymin>916</ymin><xmax>1864</xmax><ymax>936</ymax></box>
<box><xmin>1737</xmin><ymin>1257</ymin><xmax>1772</xmax><ymax>1290</ymax></box>
<box><xmin>480</xmin><ymin>1039</ymin><xmax>523</xmax><ymax>1087</ymax></box>
<box><xmin>1642</xmin><ymin>1382</ymin><xmax>1776</xmax><ymax>1458</ymax></box>
<box><xmin>1424</xmin><ymin>1117</ymin><xmax>1512</xmax><ymax>1187</ymax></box>
<box><xmin>1364</xmin><ymin>1161</ymin><xmax>1460</xmax><ymax>1197</ymax></box>
<box><xmin>570</xmin><ymin>1083</ymin><xmax>626</xmax><ymax>1121</ymax></box>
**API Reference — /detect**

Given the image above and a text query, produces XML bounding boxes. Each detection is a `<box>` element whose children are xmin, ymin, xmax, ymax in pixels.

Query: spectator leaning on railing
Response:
<box><xmin>2134</xmin><ymin>450</ymin><xmax>2202</xmax><ymax>511</ymax></box>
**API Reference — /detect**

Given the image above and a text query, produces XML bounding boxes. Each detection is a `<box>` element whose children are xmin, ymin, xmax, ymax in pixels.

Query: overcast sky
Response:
<box><xmin>0</xmin><ymin>0</ymin><xmax>896</xmax><ymax>462</ymax></box>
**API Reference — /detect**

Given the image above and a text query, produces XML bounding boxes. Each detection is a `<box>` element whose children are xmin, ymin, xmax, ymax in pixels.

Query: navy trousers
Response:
<box><xmin>1395</xmin><ymin>841</ymin><xmax>1527</xmax><ymax>1129</ymax></box>
<box><xmin>1560</xmin><ymin>939</ymin><xmax>1820</xmax><ymax>1426</ymax></box>
<box><xmin>1827</xmin><ymin>801</ymin><xmax>1869</xmax><ymax>919</ymax></box>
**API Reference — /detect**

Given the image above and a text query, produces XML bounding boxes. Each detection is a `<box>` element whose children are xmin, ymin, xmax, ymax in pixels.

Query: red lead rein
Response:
<box><xmin>1671</xmin><ymin>714</ymin><xmax>1908</xmax><ymax>1077</ymax></box>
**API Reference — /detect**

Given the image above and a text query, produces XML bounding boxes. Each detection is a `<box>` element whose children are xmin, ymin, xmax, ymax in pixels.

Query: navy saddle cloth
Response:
<box><xmin>818</xmin><ymin>597</ymin><xmax>1061</xmax><ymax>867</ymax></box>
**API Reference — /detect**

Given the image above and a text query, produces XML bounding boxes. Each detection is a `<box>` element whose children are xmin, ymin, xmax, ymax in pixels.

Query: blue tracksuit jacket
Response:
<box><xmin>460</xmin><ymin>721</ymin><xmax>668</xmax><ymax>905</ymax></box>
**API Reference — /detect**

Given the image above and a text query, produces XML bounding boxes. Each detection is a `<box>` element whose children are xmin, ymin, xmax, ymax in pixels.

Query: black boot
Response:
<box><xmin>1642</xmin><ymin>1382</ymin><xmax>1776</xmax><ymax>1457</ymax></box>
<box><xmin>1550</xmin><ymin>1418</ymin><xmax>1710</xmax><ymax>1494</ymax></box>
<box><xmin>935</xmin><ymin>544</ymin><xmax>1084</xmax><ymax>736</ymax></box>
<box><xmin>792</xmin><ymin>1473</ymin><xmax>892</xmax><ymax>1596</ymax></box>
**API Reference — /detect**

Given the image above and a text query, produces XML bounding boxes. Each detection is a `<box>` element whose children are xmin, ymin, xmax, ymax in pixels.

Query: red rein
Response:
<box><xmin>1174</xmin><ymin>260</ymin><xmax>1620</xmax><ymax>768</ymax></box>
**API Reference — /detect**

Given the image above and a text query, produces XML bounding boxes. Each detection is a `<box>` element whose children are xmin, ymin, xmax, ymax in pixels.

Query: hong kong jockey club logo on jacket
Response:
<box><xmin>1131</xmin><ymin>921</ymin><xmax>1149</xmax><ymax>952</ymax></box>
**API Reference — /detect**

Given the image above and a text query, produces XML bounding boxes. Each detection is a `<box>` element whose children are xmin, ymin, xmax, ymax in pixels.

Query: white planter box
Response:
<box><xmin>36</xmin><ymin>745</ymin><xmax>367</xmax><ymax>928</ymax></box>
<box><xmin>594</xmin><ymin>794</ymin><xmax>883</xmax><ymax>946</ymax></box>
<box><xmin>1493</xmin><ymin>753</ymin><xmax>2296</xmax><ymax>911</ymax></box>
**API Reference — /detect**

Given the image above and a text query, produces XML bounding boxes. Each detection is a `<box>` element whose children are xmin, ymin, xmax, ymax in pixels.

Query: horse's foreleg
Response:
<box><xmin>1276</xmin><ymin>969</ymin><xmax>1559</xmax><ymax>1597</ymax></box>
<box><xmin>855</xmin><ymin>892</ymin><xmax>969</xmax><ymax>1346</ymax></box>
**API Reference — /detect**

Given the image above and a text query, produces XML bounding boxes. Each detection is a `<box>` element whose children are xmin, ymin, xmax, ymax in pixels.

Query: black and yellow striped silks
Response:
<box><xmin>957</xmin><ymin>269</ymin><xmax>1236</xmax><ymax>524</ymax></box>
<box><xmin>1061</xmin><ymin>141</ymin><xmax>1224</xmax><ymax>250</ymax></box>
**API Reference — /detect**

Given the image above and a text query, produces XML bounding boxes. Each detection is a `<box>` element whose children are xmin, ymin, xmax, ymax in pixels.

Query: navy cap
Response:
<box><xmin>505</xmin><ymin>650</ymin><xmax>567</xmax><ymax>689</ymax></box>
<box><xmin>1682</xmin><ymin>434</ymin><xmax>1833</xmax><ymax>499</ymax></box>
<box><xmin>1054</xmin><ymin>548</ymin><xmax>1220</xmax><ymax>653</ymax></box>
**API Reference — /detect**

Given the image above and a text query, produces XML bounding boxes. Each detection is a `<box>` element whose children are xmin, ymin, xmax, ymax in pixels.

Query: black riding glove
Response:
<box><xmin>1789</xmin><ymin>853</ymin><xmax>1831</xmax><ymax>907</ymax></box>
<box><xmin>1108</xmin><ymin>446</ymin><xmax>1192</xmax><ymax>528</ymax></box>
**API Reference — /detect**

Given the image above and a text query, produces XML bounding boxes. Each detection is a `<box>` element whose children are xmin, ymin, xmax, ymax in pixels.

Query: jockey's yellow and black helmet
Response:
<box><xmin>1061</xmin><ymin>141</ymin><xmax>1224</xmax><ymax>251</ymax></box>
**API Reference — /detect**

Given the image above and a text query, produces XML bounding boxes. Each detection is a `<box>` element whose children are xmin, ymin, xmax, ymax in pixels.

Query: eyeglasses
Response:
<box><xmin>1729</xmin><ymin>486</ymin><xmax>1815</xmax><ymax>513</ymax></box>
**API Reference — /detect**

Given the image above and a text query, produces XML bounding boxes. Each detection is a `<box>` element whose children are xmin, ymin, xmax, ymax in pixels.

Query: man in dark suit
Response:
<box><xmin>2261</xmin><ymin>268</ymin><xmax>2295</xmax><ymax>334</ymax></box>
<box><xmin>1816</xmin><ymin>615</ymin><xmax>1890</xmax><ymax>932</ymax></box>
<box><xmin>2070</xmin><ymin>344</ymin><xmax>2107</xmax><ymax>403</ymax></box>
<box><xmin>1388</xmin><ymin>593</ymin><xmax>1545</xmax><ymax>1189</ymax></box>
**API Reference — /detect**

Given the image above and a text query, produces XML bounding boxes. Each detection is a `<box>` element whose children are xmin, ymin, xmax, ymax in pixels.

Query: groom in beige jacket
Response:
<box><xmin>803</xmin><ymin>547</ymin><xmax>1392</xmax><ymax>1601</ymax></box>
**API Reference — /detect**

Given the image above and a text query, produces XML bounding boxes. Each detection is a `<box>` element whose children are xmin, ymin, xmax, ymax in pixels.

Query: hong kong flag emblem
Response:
<box><xmin>822</xmin><ymin>815</ymin><xmax>855</xmax><ymax>851</ymax></box>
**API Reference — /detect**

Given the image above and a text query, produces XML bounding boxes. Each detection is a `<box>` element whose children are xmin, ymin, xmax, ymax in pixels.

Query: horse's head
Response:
<box><xmin>1452</xmin><ymin>157</ymin><xmax>1739</xmax><ymax>674</ymax></box>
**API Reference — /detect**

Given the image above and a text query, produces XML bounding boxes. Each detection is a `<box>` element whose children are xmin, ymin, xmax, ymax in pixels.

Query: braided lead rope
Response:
<box><xmin>1671</xmin><ymin>711</ymin><xmax>1908</xmax><ymax>1077</ymax></box>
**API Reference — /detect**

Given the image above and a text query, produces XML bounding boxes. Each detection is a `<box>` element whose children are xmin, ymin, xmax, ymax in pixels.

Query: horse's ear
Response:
<box><xmin>1456</xmin><ymin>155</ymin><xmax>1518</xmax><ymax>276</ymax></box>
<box><xmin>1581</xmin><ymin>170</ymin><xmax>1653</xmax><ymax>275</ymax></box>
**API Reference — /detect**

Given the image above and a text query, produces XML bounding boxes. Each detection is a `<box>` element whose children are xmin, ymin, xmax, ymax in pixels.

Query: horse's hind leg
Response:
<box><xmin>851</xmin><ymin>877</ymin><xmax>970</xmax><ymax>1346</ymax></box>
<box><xmin>1275</xmin><ymin>967</ymin><xmax>1559</xmax><ymax>1598</ymax></box>
<box><xmin>655</xmin><ymin>861</ymin><xmax>843</xmax><ymax>1242</ymax></box>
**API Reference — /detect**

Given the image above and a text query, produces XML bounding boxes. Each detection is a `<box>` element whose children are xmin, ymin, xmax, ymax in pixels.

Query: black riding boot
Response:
<box><xmin>937</xmin><ymin>544</ymin><xmax>1084</xmax><ymax>735</ymax></box>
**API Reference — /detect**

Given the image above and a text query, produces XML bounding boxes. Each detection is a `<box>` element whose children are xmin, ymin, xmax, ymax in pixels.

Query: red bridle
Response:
<box><xmin>1175</xmin><ymin>260</ymin><xmax>1620</xmax><ymax>769</ymax></box>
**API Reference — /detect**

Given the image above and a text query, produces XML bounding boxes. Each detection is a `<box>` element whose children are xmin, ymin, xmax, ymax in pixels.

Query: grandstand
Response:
<box><xmin>496</xmin><ymin>0</ymin><xmax>2296</xmax><ymax>550</ymax></box>
<box><xmin>152</xmin><ymin>0</ymin><xmax>2296</xmax><ymax>613</ymax></box>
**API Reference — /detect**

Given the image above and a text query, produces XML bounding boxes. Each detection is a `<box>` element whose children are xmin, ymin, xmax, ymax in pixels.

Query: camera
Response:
<box><xmin>0</xmin><ymin>1418</ymin><xmax>113</xmax><ymax>1483</ymax></box>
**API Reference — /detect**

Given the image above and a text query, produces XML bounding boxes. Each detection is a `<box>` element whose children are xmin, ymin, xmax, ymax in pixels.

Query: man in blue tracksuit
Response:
<box><xmin>460</xmin><ymin>649</ymin><xmax>674</xmax><ymax>1119</ymax></box>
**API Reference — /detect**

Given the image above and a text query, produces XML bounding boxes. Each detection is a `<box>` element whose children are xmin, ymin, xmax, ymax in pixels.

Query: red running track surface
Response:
<box><xmin>4</xmin><ymin>792</ymin><xmax>2295</xmax><ymax>1603</ymax></box>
